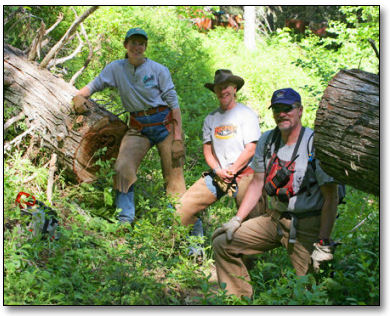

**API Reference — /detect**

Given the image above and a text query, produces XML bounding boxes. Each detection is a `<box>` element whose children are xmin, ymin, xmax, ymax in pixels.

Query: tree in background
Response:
<box><xmin>244</xmin><ymin>6</ymin><xmax>256</xmax><ymax>50</ymax></box>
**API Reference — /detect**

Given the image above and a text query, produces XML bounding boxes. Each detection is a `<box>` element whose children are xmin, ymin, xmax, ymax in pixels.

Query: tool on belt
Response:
<box><xmin>203</xmin><ymin>165</ymin><xmax>253</xmax><ymax>198</ymax></box>
<box><xmin>15</xmin><ymin>192</ymin><xmax>59</xmax><ymax>240</ymax></box>
<box><xmin>213</xmin><ymin>176</ymin><xmax>238</xmax><ymax>198</ymax></box>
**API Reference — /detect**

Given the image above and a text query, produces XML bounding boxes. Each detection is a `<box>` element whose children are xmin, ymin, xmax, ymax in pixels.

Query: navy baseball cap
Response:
<box><xmin>125</xmin><ymin>28</ymin><xmax>148</xmax><ymax>41</ymax></box>
<box><xmin>269</xmin><ymin>88</ymin><xmax>301</xmax><ymax>108</ymax></box>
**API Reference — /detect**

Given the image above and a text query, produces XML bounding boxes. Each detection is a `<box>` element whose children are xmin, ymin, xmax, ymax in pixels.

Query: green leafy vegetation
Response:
<box><xmin>4</xmin><ymin>5</ymin><xmax>379</xmax><ymax>305</ymax></box>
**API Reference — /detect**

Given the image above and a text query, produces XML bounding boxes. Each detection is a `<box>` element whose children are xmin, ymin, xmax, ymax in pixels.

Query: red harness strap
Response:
<box><xmin>236</xmin><ymin>165</ymin><xmax>254</xmax><ymax>181</ymax></box>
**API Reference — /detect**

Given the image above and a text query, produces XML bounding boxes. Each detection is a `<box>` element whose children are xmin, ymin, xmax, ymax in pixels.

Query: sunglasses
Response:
<box><xmin>271</xmin><ymin>104</ymin><xmax>299</xmax><ymax>114</ymax></box>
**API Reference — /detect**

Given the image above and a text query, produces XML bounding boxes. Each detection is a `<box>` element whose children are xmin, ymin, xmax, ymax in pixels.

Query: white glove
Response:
<box><xmin>212</xmin><ymin>216</ymin><xmax>242</xmax><ymax>242</ymax></box>
<box><xmin>311</xmin><ymin>241</ymin><xmax>334</xmax><ymax>272</ymax></box>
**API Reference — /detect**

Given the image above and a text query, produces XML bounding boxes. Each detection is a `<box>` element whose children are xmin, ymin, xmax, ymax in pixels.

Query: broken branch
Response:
<box><xmin>47</xmin><ymin>153</ymin><xmax>58</xmax><ymax>204</ymax></box>
<box><xmin>4</xmin><ymin>125</ymin><xmax>36</xmax><ymax>152</ymax></box>
<box><xmin>40</xmin><ymin>6</ymin><xmax>99</xmax><ymax>69</ymax></box>
<box><xmin>4</xmin><ymin>110</ymin><xmax>25</xmax><ymax>132</ymax></box>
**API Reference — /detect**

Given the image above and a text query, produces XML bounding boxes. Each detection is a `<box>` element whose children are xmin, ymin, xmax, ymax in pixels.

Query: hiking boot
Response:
<box><xmin>188</xmin><ymin>245</ymin><xmax>205</xmax><ymax>264</ymax></box>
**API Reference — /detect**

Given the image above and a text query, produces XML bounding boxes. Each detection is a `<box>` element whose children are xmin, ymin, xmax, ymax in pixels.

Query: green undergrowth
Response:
<box><xmin>4</xmin><ymin>5</ymin><xmax>379</xmax><ymax>305</ymax></box>
<box><xmin>4</xmin><ymin>148</ymin><xmax>379</xmax><ymax>305</ymax></box>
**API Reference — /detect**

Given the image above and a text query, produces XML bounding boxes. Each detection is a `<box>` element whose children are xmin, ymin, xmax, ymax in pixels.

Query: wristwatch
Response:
<box><xmin>318</xmin><ymin>239</ymin><xmax>330</xmax><ymax>246</ymax></box>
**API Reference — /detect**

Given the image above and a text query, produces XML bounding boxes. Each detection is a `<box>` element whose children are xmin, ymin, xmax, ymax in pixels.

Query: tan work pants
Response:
<box><xmin>114</xmin><ymin>127</ymin><xmax>186</xmax><ymax>198</ymax></box>
<box><xmin>176</xmin><ymin>173</ymin><xmax>266</xmax><ymax>226</ymax></box>
<box><xmin>212</xmin><ymin>209</ymin><xmax>321</xmax><ymax>298</ymax></box>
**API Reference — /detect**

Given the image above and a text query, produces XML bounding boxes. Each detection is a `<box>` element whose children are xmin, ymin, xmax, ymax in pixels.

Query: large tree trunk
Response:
<box><xmin>314</xmin><ymin>69</ymin><xmax>379</xmax><ymax>196</ymax></box>
<box><xmin>4</xmin><ymin>44</ymin><xmax>127</xmax><ymax>183</ymax></box>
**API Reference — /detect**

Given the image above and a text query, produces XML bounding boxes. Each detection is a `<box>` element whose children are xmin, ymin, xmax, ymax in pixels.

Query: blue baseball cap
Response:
<box><xmin>124</xmin><ymin>28</ymin><xmax>148</xmax><ymax>41</ymax></box>
<box><xmin>269</xmin><ymin>88</ymin><xmax>301</xmax><ymax>108</ymax></box>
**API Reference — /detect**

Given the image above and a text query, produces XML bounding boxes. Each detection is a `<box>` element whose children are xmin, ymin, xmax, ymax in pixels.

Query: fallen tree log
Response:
<box><xmin>314</xmin><ymin>68</ymin><xmax>379</xmax><ymax>196</ymax></box>
<box><xmin>4</xmin><ymin>44</ymin><xmax>127</xmax><ymax>183</ymax></box>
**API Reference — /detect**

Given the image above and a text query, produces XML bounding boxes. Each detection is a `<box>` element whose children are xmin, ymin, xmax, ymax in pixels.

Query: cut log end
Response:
<box><xmin>314</xmin><ymin>68</ymin><xmax>379</xmax><ymax>196</ymax></box>
<box><xmin>73</xmin><ymin>118</ymin><xmax>127</xmax><ymax>183</ymax></box>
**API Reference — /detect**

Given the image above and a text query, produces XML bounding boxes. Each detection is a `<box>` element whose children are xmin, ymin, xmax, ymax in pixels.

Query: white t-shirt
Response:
<box><xmin>202</xmin><ymin>103</ymin><xmax>261</xmax><ymax>169</ymax></box>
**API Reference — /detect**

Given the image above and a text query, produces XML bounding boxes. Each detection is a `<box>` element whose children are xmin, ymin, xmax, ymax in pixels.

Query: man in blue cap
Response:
<box><xmin>212</xmin><ymin>88</ymin><xmax>339</xmax><ymax>298</ymax></box>
<box><xmin>74</xmin><ymin>28</ymin><xmax>186</xmax><ymax>224</ymax></box>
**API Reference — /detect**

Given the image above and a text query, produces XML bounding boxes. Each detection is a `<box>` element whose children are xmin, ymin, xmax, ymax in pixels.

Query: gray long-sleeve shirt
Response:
<box><xmin>87</xmin><ymin>58</ymin><xmax>179</xmax><ymax>112</ymax></box>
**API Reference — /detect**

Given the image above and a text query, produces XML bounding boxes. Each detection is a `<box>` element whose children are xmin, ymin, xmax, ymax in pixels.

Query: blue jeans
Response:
<box><xmin>116</xmin><ymin>185</ymin><xmax>135</xmax><ymax>223</ymax></box>
<box><xmin>135</xmin><ymin>108</ymin><xmax>170</xmax><ymax>146</ymax></box>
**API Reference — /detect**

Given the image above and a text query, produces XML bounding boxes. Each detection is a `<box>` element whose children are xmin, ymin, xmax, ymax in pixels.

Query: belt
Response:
<box><xmin>278</xmin><ymin>210</ymin><xmax>322</xmax><ymax>244</ymax></box>
<box><xmin>131</xmin><ymin>106</ymin><xmax>169</xmax><ymax>117</ymax></box>
<box><xmin>129</xmin><ymin>110</ymin><xmax>173</xmax><ymax>131</ymax></box>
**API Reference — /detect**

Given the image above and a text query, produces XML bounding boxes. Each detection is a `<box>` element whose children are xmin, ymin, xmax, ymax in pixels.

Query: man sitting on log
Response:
<box><xmin>75</xmin><ymin>28</ymin><xmax>186</xmax><ymax>224</ymax></box>
<box><xmin>175</xmin><ymin>69</ymin><xmax>265</xmax><ymax>256</ymax></box>
<box><xmin>212</xmin><ymin>88</ymin><xmax>339</xmax><ymax>298</ymax></box>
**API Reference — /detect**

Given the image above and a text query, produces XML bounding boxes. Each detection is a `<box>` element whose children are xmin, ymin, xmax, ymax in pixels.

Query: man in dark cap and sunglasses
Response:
<box><xmin>175</xmin><ymin>69</ymin><xmax>265</xmax><ymax>256</ymax></box>
<box><xmin>212</xmin><ymin>88</ymin><xmax>339</xmax><ymax>298</ymax></box>
<box><xmin>74</xmin><ymin>28</ymin><xmax>186</xmax><ymax>224</ymax></box>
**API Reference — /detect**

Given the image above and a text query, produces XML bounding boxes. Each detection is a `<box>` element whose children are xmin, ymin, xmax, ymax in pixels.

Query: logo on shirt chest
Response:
<box><xmin>143</xmin><ymin>74</ymin><xmax>155</xmax><ymax>88</ymax></box>
<box><xmin>214</xmin><ymin>125</ymin><xmax>237</xmax><ymax>139</ymax></box>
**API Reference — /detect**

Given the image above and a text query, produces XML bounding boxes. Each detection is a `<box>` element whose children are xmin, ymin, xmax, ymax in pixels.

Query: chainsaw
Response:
<box><xmin>15</xmin><ymin>192</ymin><xmax>59</xmax><ymax>240</ymax></box>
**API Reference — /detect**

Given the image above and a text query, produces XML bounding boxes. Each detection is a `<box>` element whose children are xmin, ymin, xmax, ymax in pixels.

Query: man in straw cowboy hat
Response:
<box><xmin>175</xmin><ymin>69</ymin><xmax>265</xmax><ymax>256</ymax></box>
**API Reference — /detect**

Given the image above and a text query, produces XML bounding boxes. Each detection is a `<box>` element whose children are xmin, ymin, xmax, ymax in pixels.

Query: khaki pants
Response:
<box><xmin>176</xmin><ymin>173</ymin><xmax>266</xmax><ymax>226</ymax></box>
<box><xmin>212</xmin><ymin>209</ymin><xmax>321</xmax><ymax>298</ymax></box>
<box><xmin>113</xmin><ymin>127</ymin><xmax>186</xmax><ymax>198</ymax></box>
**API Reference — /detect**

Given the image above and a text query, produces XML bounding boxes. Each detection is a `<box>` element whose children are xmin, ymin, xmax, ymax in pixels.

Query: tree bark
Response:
<box><xmin>314</xmin><ymin>68</ymin><xmax>379</xmax><ymax>196</ymax></box>
<box><xmin>4</xmin><ymin>44</ymin><xmax>127</xmax><ymax>183</ymax></box>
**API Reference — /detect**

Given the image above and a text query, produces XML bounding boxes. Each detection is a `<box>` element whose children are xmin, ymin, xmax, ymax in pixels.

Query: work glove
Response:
<box><xmin>311</xmin><ymin>240</ymin><xmax>335</xmax><ymax>272</ymax></box>
<box><xmin>171</xmin><ymin>139</ymin><xmax>185</xmax><ymax>167</ymax></box>
<box><xmin>72</xmin><ymin>95</ymin><xmax>94</xmax><ymax>114</ymax></box>
<box><xmin>212</xmin><ymin>216</ymin><xmax>242</xmax><ymax>242</ymax></box>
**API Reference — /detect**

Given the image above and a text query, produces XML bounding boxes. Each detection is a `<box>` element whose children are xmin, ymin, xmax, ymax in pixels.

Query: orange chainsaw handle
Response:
<box><xmin>15</xmin><ymin>192</ymin><xmax>36</xmax><ymax>208</ymax></box>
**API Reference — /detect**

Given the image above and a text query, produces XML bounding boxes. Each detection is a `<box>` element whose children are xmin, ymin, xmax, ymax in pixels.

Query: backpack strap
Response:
<box><xmin>265</xmin><ymin>126</ymin><xmax>305</xmax><ymax>180</ymax></box>
<box><xmin>306</xmin><ymin>131</ymin><xmax>346</xmax><ymax>204</ymax></box>
<box><xmin>297</xmin><ymin>129</ymin><xmax>317</xmax><ymax>196</ymax></box>
<box><xmin>264</xmin><ymin>126</ymin><xmax>305</xmax><ymax>170</ymax></box>
<box><xmin>263</xmin><ymin>128</ymin><xmax>279</xmax><ymax>168</ymax></box>
<box><xmin>306</xmin><ymin>131</ymin><xmax>315</xmax><ymax>170</ymax></box>
<box><xmin>290</xmin><ymin>126</ymin><xmax>305</xmax><ymax>162</ymax></box>
<box><xmin>263</xmin><ymin>127</ymin><xmax>280</xmax><ymax>177</ymax></box>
